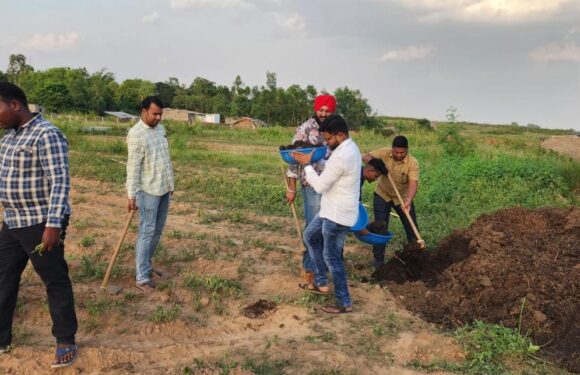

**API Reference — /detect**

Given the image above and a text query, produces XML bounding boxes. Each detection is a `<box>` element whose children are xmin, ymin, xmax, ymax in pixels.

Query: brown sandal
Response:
<box><xmin>320</xmin><ymin>305</ymin><xmax>353</xmax><ymax>314</ymax></box>
<box><xmin>298</xmin><ymin>283</ymin><xmax>330</xmax><ymax>295</ymax></box>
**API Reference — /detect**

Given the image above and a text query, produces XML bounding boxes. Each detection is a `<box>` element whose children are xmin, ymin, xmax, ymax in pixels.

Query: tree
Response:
<box><xmin>155</xmin><ymin>81</ymin><xmax>177</xmax><ymax>108</ymax></box>
<box><xmin>115</xmin><ymin>79</ymin><xmax>156</xmax><ymax>113</ymax></box>
<box><xmin>333</xmin><ymin>87</ymin><xmax>375</xmax><ymax>129</ymax></box>
<box><xmin>0</xmin><ymin>70</ymin><xmax>7</xmax><ymax>82</ymax></box>
<box><xmin>36</xmin><ymin>83</ymin><xmax>72</xmax><ymax>112</ymax></box>
<box><xmin>88</xmin><ymin>70</ymin><xmax>117</xmax><ymax>113</ymax></box>
<box><xmin>7</xmin><ymin>54</ymin><xmax>34</xmax><ymax>86</ymax></box>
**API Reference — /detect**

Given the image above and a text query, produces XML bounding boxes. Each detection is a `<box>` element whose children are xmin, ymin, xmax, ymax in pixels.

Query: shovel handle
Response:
<box><xmin>386</xmin><ymin>173</ymin><xmax>423</xmax><ymax>243</ymax></box>
<box><xmin>281</xmin><ymin>166</ymin><xmax>303</xmax><ymax>246</ymax></box>
<box><xmin>101</xmin><ymin>210</ymin><xmax>135</xmax><ymax>290</ymax></box>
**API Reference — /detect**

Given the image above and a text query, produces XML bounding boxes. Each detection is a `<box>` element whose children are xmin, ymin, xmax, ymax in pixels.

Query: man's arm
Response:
<box><xmin>362</xmin><ymin>153</ymin><xmax>374</xmax><ymax>163</ymax></box>
<box><xmin>126</xmin><ymin>133</ymin><xmax>144</xmax><ymax>211</ymax></box>
<box><xmin>38</xmin><ymin>129</ymin><xmax>70</xmax><ymax>250</ymax></box>
<box><xmin>38</xmin><ymin>129</ymin><xmax>70</xmax><ymax>228</ymax></box>
<box><xmin>404</xmin><ymin>180</ymin><xmax>418</xmax><ymax>211</ymax></box>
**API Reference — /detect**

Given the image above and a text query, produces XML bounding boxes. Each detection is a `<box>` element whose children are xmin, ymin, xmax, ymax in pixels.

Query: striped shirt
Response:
<box><xmin>0</xmin><ymin>114</ymin><xmax>71</xmax><ymax>229</ymax></box>
<box><xmin>126</xmin><ymin>120</ymin><xmax>174</xmax><ymax>198</ymax></box>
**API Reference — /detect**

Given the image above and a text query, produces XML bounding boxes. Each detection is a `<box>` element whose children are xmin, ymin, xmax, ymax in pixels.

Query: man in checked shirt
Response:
<box><xmin>0</xmin><ymin>82</ymin><xmax>78</xmax><ymax>368</ymax></box>
<box><xmin>126</xmin><ymin>96</ymin><xmax>174</xmax><ymax>292</ymax></box>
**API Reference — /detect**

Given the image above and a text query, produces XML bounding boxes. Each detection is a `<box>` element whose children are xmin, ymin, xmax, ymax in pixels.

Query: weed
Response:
<box><xmin>80</xmin><ymin>235</ymin><xmax>96</xmax><ymax>248</ymax></box>
<box><xmin>149</xmin><ymin>304</ymin><xmax>181</xmax><ymax>323</ymax></box>
<box><xmin>452</xmin><ymin>321</ymin><xmax>541</xmax><ymax>374</ymax></box>
<box><xmin>183</xmin><ymin>274</ymin><xmax>243</xmax><ymax>298</ymax></box>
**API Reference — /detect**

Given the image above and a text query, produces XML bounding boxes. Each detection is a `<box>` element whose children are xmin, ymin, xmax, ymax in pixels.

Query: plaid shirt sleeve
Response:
<box><xmin>126</xmin><ymin>132</ymin><xmax>145</xmax><ymax>198</ymax></box>
<box><xmin>38</xmin><ymin>128</ymin><xmax>70</xmax><ymax>228</ymax></box>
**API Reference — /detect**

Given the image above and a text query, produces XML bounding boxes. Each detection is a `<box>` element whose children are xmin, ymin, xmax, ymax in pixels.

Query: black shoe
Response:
<box><xmin>0</xmin><ymin>344</ymin><xmax>11</xmax><ymax>353</ymax></box>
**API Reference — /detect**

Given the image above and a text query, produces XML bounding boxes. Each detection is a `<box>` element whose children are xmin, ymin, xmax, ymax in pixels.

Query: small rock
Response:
<box><xmin>200</xmin><ymin>296</ymin><xmax>210</xmax><ymax>306</ymax></box>
<box><xmin>533</xmin><ymin>310</ymin><xmax>548</xmax><ymax>323</ymax></box>
<box><xmin>479</xmin><ymin>276</ymin><xmax>492</xmax><ymax>287</ymax></box>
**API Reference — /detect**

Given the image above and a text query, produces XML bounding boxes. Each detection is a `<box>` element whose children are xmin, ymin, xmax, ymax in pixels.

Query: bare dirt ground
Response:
<box><xmin>0</xmin><ymin>178</ymin><xmax>463</xmax><ymax>375</ymax></box>
<box><xmin>541</xmin><ymin>135</ymin><xmax>580</xmax><ymax>160</ymax></box>
<box><xmin>375</xmin><ymin>207</ymin><xmax>580</xmax><ymax>372</ymax></box>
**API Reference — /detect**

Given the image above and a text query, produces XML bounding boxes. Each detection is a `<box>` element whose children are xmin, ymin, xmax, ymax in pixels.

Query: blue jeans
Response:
<box><xmin>135</xmin><ymin>191</ymin><xmax>170</xmax><ymax>284</ymax></box>
<box><xmin>304</xmin><ymin>214</ymin><xmax>351</xmax><ymax>308</ymax></box>
<box><xmin>301</xmin><ymin>185</ymin><xmax>321</xmax><ymax>273</ymax></box>
<box><xmin>372</xmin><ymin>193</ymin><xmax>418</xmax><ymax>268</ymax></box>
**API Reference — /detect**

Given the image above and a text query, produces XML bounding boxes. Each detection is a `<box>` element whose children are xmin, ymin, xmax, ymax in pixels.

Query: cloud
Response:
<box><xmin>170</xmin><ymin>0</ymin><xmax>248</xmax><ymax>9</ymax></box>
<box><xmin>531</xmin><ymin>42</ymin><xmax>580</xmax><ymax>62</ymax></box>
<box><xmin>388</xmin><ymin>0</ymin><xmax>574</xmax><ymax>23</ymax></box>
<box><xmin>24</xmin><ymin>32</ymin><xmax>79</xmax><ymax>51</ymax></box>
<box><xmin>141</xmin><ymin>11</ymin><xmax>159</xmax><ymax>23</ymax></box>
<box><xmin>274</xmin><ymin>12</ymin><xmax>307</xmax><ymax>36</ymax></box>
<box><xmin>379</xmin><ymin>45</ymin><xmax>436</xmax><ymax>62</ymax></box>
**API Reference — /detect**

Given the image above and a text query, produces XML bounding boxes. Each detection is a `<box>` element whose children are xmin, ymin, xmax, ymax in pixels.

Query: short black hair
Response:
<box><xmin>0</xmin><ymin>82</ymin><xmax>28</xmax><ymax>106</ymax></box>
<box><xmin>392</xmin><ymin>135</ymin><xmax>408</xmax><ymax>149</ymax></box>
<box><xmin>320</xmin><ymin>114</ymin><xmax>348</xmax><ymax>135</ymax></box>
<box><xmin>140</xmin><ymin>96</ymin><xmax>164</xmax><ymax>110</ymax></box>
<box><xmin>366</xmin><ymin>158</ymin><xmax>388</xmax><ymax>175</ymax></box>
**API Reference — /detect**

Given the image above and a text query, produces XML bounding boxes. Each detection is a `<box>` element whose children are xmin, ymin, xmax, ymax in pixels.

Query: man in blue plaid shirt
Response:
<box><xmin>0</xmin><ymin>82</ymin><xmax>78</xmax><ymax>369</ymax></box>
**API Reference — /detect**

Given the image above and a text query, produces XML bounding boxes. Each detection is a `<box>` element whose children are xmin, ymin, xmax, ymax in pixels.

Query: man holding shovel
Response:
<box><xmin>126</xmin><ymin>96</ymin><xmax>174</xmax><ymax>292</ymax></box>
<box><xmin>285</xmin><ymin>94</ymin><xmax>336</xmax><ymax>286</ymax></box>
<box><xmin>362</xmin><ymin>135</ymin><xmax>420</xmax><ymax>268</ymax></box>
<box><xmin>0</xmin><ymin>82</ymin><xmax>78</xmax><ymax>368</ymax></box>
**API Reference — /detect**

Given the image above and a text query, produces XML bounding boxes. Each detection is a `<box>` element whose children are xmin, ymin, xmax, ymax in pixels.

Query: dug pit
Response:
<box><xmin>374</xmin><ymin>207</ymin><xmax>580</xmax><ymax>372</ymax></box>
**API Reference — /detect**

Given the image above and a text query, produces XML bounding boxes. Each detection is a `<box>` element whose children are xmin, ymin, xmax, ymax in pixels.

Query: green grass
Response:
<box><xmin>149</xmin><ymin>304</ymin><xmax>181</xmax><ymax>323</ymax></box>
<box><xmin>60</xmin><ymin>121</ymin><xmax>577</xmax><ymax>248</ymax></box>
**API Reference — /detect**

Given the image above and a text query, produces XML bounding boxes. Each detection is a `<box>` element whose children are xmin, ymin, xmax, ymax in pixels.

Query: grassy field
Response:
<box><xmin>61</xmin><ymin>118</ymin><xmax>578</xmax><ymax>253</ymax></box>
<box><xmin>3</xmin><ymin>116</ymin><xmax>573</xmax><ymax>374</ymax></box>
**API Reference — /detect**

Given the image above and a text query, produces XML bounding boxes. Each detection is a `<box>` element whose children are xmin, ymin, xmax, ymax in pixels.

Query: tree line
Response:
<box><xmin>0</xmin><ymin>54</ymin><xmax>377</xmax><ymax>128</ymax></box>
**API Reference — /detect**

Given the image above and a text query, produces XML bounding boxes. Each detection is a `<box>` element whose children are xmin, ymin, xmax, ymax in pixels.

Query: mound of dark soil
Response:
<box><xmin>374</xmin><ymin>207</ymin><xmax>580</xmax><ymax>372</ymax></box>
<box><xmin>241</xmin><ymin>299</ymin><xmax>277</xmax><ymax>319</ymax></box>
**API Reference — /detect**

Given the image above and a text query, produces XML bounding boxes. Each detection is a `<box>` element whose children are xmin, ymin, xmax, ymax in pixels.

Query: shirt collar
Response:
<box><xmin>18</xmin><ymin>113</ymin><xmax>43</xmax><ymax>131</ymax></box>
<box><xmin>138</xmin><ymin>119</ymin><xmax>155</xmax><ymax>129</ymax></box>
<box><xmin>334</xmin><ymin>137</ymin><xmax>352</xmax><ymax>152</ymax></box>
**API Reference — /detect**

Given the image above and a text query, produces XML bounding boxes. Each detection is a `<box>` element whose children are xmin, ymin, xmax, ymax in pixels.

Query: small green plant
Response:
<box><xmin>80</xmin><ymin>235</ymin><xmax>96</xmax><ymax>248</ymax></box>
<box><xmin>453</xmin><ymin>321</ymin><xmax>541</xmax><ymax>374</ymax></box>
<box><xmin>149</xmin><ymin>304</ymin><xmax>181</xmax><ymax>323</ymax></box>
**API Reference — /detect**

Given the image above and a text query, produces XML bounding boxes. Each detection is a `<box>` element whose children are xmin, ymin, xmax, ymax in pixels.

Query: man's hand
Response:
<box><xmin>290</xmin><ymin>151</ymin><xmax>314</xmax><ymax>166</ymax></box>
<box><xmin>128</xmin><ymin>198</ymin><xmax>138</xmax><ymax>212</ymax></box>
<box><xmin>41</xmin><ymin>227</ymin><xmax>61</xmax><ymax>252</ymax></box>
<box><xmin>285</xmin><ymin>190</ymin><xmax>296</xmax><ymax>204</ymax></box>
<box><xmin>403</xmin><ymin>199</ymin><xmax>412</xmax><ymax>213</ymax></box>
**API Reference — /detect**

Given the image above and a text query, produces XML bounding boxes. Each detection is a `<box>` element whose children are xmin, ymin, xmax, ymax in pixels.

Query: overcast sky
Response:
<box><xmin>1</xmin><ymin>0</ymin><xmax>579</xmax><ymax>130</ymax></box>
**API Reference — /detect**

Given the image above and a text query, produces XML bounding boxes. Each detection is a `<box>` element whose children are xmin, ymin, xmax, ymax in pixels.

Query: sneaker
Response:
<box><xmin>0</xmin><ymin>345</ymin><xmax>11</xmax><ymax>353</ymax></box>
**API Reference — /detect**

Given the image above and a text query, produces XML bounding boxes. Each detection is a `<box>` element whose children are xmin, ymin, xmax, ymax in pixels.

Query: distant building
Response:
<box><xmin>231</xmin><ymin>117</ymin><xmax>268</xmax><ymax>129</ymax></box>
<box><xmin>104</xmin><ymin>111</ymin><xmax>139</xmax><ymax>122</ymax></box>
<box><xmin>162</xmin><ymin>108</ymin><xmax>220</xmax><ymax>124</ymax></box>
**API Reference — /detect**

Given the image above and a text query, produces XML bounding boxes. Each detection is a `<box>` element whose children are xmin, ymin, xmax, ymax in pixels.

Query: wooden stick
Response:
<box><xmin>101</xmin><ymin>210</ymin><xmax>135</xmax><ymax>290</ymax></box>
<box><xmin>386</xmin><ymin>173</ymin><xmax>426</xmax><ymax>249</ymax></box>
<box><xmin>281</xmin><ymin>166</ymin><xmax>303</xmax><ymax>247</ymax></box>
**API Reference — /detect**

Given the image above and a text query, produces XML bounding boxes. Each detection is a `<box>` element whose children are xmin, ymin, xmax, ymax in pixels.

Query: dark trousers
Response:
<box><xmin>372</xmin><ymin>193</ymin><xmax>419</xmax><ymax>266</ymax></box>
<box><xmin>0</xmin><ymin>216</ymin><xmax>77</xmax><ymax>346</ymax></box>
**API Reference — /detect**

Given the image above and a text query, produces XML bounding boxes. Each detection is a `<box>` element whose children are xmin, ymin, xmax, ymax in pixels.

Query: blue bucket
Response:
<box><xmin>350</xmin><ymin>203</ymin><xmax>369</xmax><ymax>232</ymax></box>
<box><xmin>279</xmin><ymin>146</ymin><xmax>328</xmax><ymax>165</ymax></box>
<box><xmin>354</xmin><ymin>230</ymin><xmax>394</xmax><ymax>245</ymax></box>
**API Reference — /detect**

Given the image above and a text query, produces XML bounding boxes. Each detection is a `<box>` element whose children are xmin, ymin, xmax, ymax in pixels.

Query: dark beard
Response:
<box><xmin>314</xmin><ymin>115</ymin><xmax>322</xmax><ymax>126</ymax></box>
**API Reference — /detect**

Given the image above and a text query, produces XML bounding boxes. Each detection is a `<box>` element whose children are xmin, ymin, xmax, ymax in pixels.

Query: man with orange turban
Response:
<box><xmin>286</xmin><ymin>94</ymin><xmax>337</xmax><ymax>287</ymax></box>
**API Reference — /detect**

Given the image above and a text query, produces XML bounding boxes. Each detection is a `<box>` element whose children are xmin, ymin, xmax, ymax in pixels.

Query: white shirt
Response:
<box><xmin>126</xmin><ymin>120</ymin><xmax>174</xmax><ymax>197</ymax></box>
<box><xmin>304</xmin><ymin>138</ymin><xmax>361</xmax><ymax>226</ymax></box>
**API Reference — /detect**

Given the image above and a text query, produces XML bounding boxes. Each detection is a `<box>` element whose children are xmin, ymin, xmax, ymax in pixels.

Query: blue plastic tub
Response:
<box><xmin>279</xmin><ymin>146</ymin><xmax>328</xmax><ymax>165</ymax></box>
<box><xmin>349</xmin><ymin>203</ymin><xmax>369</xmax><ymax>232</ymax></box>
<box><xmin>354</xmin><ymin>229</ymin><xmax>394</xmax><ymax>245</ymax></box>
